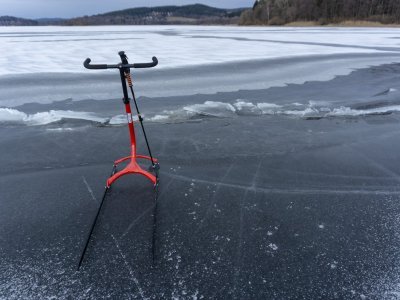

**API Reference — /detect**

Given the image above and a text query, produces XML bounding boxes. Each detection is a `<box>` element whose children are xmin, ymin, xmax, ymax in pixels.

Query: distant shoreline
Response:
<box><xmin>1</xmin><ymin>23</ymin><xmax>400</xmax><ymax>28</ymax></box>
<box><xmin>285</xmin><ymin>21</ymin><xmax>400</xmax><ymax>28</ymax></box>
<box><xmin>1</xmin><ymin>21</ymin><xmax>400</xmax><ymax>28</ymax></box>
<box><xmin>239</xmin><ymin>20</ymin><xmax>400</xmax><ymax>28</ymax></box>
<box><xmin>3</xmin><ymin>3</ymin><xmax>400</xmax><ymax>28</ymax></box>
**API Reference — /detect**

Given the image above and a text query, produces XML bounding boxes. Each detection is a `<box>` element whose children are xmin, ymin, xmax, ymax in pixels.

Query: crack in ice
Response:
<box><xmin>82</xmin><ymin>176</ymin><xmax>97</xmax><ymax>204</ymax></box>
<box><xmin>111</xmin><ymin>234</ymin><xmax>146</xmax><ymax>300</ymax></box>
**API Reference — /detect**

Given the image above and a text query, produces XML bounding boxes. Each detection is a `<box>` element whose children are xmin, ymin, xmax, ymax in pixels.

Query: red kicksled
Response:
<box><xmin>86</xmin><ymin>51</ymin><xmax>160</xmax><ymax>188</ymax></box>
<box><xmin>78</xmin><ymin>51</ymin><xmax>160</xmax><ymax>269</ymax></box>
<box><xmin>107</xmin><ymin>96</ymin><xmax>158</xmax><ymax>187</ymax></box>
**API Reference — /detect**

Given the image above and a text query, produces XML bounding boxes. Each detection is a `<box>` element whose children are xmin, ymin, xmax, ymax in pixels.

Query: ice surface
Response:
<box><xmin>327</xmin><ymin>105</ymin><xmax>400</xmax><ymax>117</ymax></box>
<box><xmin>183</xmin><ymin>101</ymin><xmax>235</xmax><ymax>117</ymax></box>
<box><xmin>1</xmin><ymin>26</ymin><xmax>400</xmax><ymax>106</ymax></box>
<box><xmin>233</xmin><ymin>100</ymin><xmax>263</xmax><ymax>115</ymax></box>
<box><xmin>0</xmin><ymin>26</ymin><xmax>399</xmax><ymax>75</ymax></box>
<box><xmin>0</xmin><ymin>108</ymin><xmax>107</xmax><ymax>125</ymax></box>
<box><xmin>256</xmin><ymin>102</ymin><xmax>283</xmax><ymax>114</ymax></box>
<box><xmin>148</xmin><ymin>114</ymin><xmax>171</xmax><ymax>122</ymax></box>
<box><xmin>108</xmin><ymin>114</ymin><xmax>138</xmax><ymax>125</ymax></box>
<box><xmin>4</xmin><ymin>98</ymin><xmax>400</xmax><ymax>127</ymax></box>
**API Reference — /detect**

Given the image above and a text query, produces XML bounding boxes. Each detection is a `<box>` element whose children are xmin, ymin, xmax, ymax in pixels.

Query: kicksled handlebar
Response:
<box><xmin>84</xmin><ymin>53</ymin><xmax>158</xmax><ymax>70</ymax></box>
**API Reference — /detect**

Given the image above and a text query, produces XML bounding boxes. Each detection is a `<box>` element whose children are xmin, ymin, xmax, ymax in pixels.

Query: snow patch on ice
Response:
<box><xmin>108</xmin><ymin>114</ymin><xmax>140</xmax><ymax>125</ymax></box>
<box><xmin>233</xmin><ymin>100</ymin><xmax>262</xmax><ymax>115</ymax></box>
<box><xmin>0</xmin><ymin>26</ymin><xmax>392</xmax><ymax>76</ymax></box>
<box><xmin>4</xmin><ymin>97</ymin><xmax>400</xmax><ymax>128</ymax></box>
<box><xmin>327</xmin><ymin>105</ymin><xmax>400</xmax><ymax>117</ymax></box>
<box><xmin>148</xmin><ymin>114</ymin><xmax>171</xmax><ymax>122</ymax></box>
<box><xmin>256</xmin><ymin>101</ymin><xmax>400</xmax><ymax>118</ymax></box>
<box><xmin>268</xmin><ymin>243</ymin><xmax>278</xmax><ymax>251</ymax></box>
<box><xmin>46</xmin><ymin>127</ymin><xmax>75</xmax><ymax>132</ymax></box>
<box><xmin>0</xmin><ymin>108</ymin><xmax>26</xmax><ymax>122</ymax></box>
<box><xmin>108</xmin><ymin>114</ymin><xmax>125</xmax><ymax>125</ymax></box>
<box><xmin>282</xmin><ymin>107</ymin><xmax>319</xmax><ymax>117</ymax></box>
<box><xmin>256</xmin><ymin>102</ymin><xmax>283</xmax><ymax>114</ymax></box>
<box><xmin>0</xmin><ymin>108</ymin><xmax>107</xmax><ymax>126</ymax></box>
<box><xmin>184</xmin><ymin>101</ymin><xmax>235</xmax><ymax>117</ymax></box>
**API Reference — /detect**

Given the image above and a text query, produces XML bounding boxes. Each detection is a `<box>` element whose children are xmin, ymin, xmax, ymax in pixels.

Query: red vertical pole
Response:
<box><xmin>124</xmin><ymin>102</ymin><xmax>136</xmax><ymax>158</ymax></box>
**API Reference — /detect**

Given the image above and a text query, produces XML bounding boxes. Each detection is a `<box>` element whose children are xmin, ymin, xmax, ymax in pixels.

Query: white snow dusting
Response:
<box><xmin>1</xmin><ymin>26</ymin><xmax>396</xmax><ymax>75</ymax></box>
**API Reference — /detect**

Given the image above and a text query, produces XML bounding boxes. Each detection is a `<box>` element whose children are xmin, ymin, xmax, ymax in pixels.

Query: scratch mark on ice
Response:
<box><xmin>111</xmin><ymin>234</ymin><xmax>146</xmax><ymax>300</ymax></box>
<box><xmin>120</xmin><ymin>205</ymin><xmax>155</xmax><ymax>239</ymax></box>
<box><xmin>82</xmin><ymin>176</ymin><xmax>97</xmax><ymax>203</ymax></box>
<box><xmin>250</xmin><ymin>159</ymin><xmax>263</xmax><ymax>190</ymax></box>
<box><xmin>121</xmin><ymin>177</ymin><xmax>175</xmax><ymax>238</ymax></box>
<box><xmin>232</xmin><ymin>189</ymin><xmax>252</xmax><ymax>299</ymax></box>
<box><xmin>195</xmin><ymin>164</ymin><xmax>234</xmax><ymax>233</ymax></box>
<box><xmin>162</xmin><ymin>172</ymin><xmax>400</xmax><ymax>196</ymax></box>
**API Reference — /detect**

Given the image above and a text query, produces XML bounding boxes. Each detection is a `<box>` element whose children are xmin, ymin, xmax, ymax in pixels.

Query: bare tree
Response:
<box><xmin>239</xmin><ymin>0</ymin><xmax>400</xmax><ymax>25</ymax></box>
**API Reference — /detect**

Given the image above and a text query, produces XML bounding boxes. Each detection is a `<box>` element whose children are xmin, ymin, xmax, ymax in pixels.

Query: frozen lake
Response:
<box><xmin>1</xmin><ymin>26</ymin><xmax>400</xmax><ymax>126</ymax></box>
<box><xmin>1</xmin><ymin>25</ymin><xmax>400</xmax><ymax>74</ymax></box>
<box><xmin>2</xmin><ymin>26</ymin><xmax>400</xmax><ymax>299</ymax></box>
<box><xmin>0</xmin><ymin>26</ymin><xmax>400</xmax><ymax>107</ymax></box>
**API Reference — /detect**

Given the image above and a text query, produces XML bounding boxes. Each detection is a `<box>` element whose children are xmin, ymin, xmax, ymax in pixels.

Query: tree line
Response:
<box><xmin>240</xmin><ymin>0</ymin><xmax>400</xmax><ymax>25</ymax></box>
<box><xmin>0</xmin><ymin>16</ymin><xmax>38</xmax><ymax>26</ymax></box>
<box><xmin>64</xmin><ymin>4</ymin><xmax>243</xmax><ymax>26</ymax></box>
<box><xmin>0</xmin><ymin>5</ymin><xmax>244</xmax><ymax>26</ymax></box>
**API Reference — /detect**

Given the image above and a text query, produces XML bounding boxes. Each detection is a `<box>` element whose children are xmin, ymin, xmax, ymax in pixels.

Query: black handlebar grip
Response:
<box><xmin>83</xmin><ymin>58</ymin><xmax>108</xmax><ymax>70</ymax></box>
<box><xmin>133</xmin><ymin>57</ymin><xmax>158</xmax><ymax>69</ymax></box>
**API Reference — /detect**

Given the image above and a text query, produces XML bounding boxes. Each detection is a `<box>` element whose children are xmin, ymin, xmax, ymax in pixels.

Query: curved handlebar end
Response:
<box><xmin>132</xmin><ymin>56</ymin><xmax>158</xmax><ymax>69</ymax></box>
<box><xmin>83</xmin><ymin>58</ymin><xmax>92</xmax><ymax>69</ymax></box>
<box><xmin>83</xmin><ymin>58</ymin><xmax>108</xmax><ymax>70</ymax></box>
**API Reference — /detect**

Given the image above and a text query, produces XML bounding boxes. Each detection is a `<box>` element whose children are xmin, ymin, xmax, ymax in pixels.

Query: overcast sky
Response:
<box><xmin>1</xmin><ymin>0</ymin><xmax>253</xmax><ymax>19</ymax></box>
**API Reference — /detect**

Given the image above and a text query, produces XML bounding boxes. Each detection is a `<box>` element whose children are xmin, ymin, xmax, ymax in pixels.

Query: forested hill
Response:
<box><xmin>2</xmin><ymin>2</ymin><xmax>400</xmax><ymax>27</ymax></box>
<box><xmin>65</xmin><ymin>4</ymin><xmax>245</xmax><ymax>25</ymax></box>
<box><xmin>240</xmin><ymin>0</ymin><xmax>400</xmax><ymax>25</ymax></box>
<box><xmin>0</xmin><ymin>16</ymin><xmax>38</xmax><ymax>26</ymax></box>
